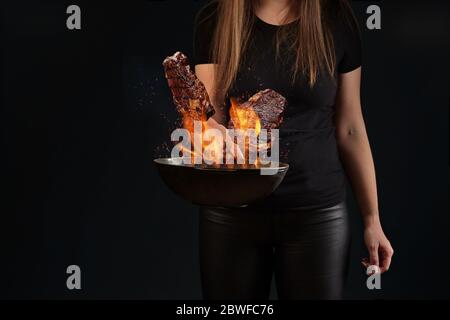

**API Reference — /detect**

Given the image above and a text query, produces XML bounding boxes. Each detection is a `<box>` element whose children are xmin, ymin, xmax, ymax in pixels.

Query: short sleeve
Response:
<box><xmin>193</xmin><ymin>2</ymin><xmax>218</xmax><ymax>65</ymax></box>
<box><xmin>337</xmin><ymin>20</ymin><xmax>362</xmax><ymax>73</ymax></box>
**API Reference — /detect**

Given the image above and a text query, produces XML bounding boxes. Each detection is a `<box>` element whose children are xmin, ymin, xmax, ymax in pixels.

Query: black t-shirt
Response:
<box><xmin>193</xmin><ymin>2</ymin><xmax>362</xmax><ymax>209</ymax></box>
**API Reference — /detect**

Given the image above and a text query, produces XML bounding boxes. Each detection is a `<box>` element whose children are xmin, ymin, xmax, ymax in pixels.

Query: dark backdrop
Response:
<box><xmin>1</xmin><ymin>0</ymin><xmax>449</xmax><ymax>299</ymax></box>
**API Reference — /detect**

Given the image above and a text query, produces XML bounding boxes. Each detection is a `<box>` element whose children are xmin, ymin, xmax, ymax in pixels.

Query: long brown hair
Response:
<box><xmin>206</xmin><ymin>0</ymin><xmax>357</xmax><ymax>105</ymax></box>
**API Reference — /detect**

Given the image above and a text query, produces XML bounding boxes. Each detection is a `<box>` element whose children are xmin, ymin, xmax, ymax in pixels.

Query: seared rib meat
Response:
<box><xmin>163</xmin><ymin>51</ymin><xmax>215</xmax><ymax>121</ymax></box>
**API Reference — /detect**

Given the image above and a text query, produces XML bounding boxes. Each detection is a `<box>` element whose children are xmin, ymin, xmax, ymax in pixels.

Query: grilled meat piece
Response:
<box><xmin>163</xmin><ymin>51</ymin><xmax>215</xmax><ymax>121</ymax></box>
<box><xmin>229</xmin><ymin>89</ymin><xmax>286</xmax><ymax>130</ymax></box>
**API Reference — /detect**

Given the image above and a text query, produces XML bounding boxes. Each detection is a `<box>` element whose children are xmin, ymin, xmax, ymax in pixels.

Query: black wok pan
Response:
<box><xmin>154</xmin><ymin>158</ymin><xmax>289</xmax><ymax>207</ymax></box>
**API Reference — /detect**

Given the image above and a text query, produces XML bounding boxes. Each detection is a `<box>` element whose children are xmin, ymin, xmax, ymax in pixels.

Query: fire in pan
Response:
<box><xmin>157</xmin><ymin>52</ymin><xmax>289</xmax><ymax>207</ymax></box>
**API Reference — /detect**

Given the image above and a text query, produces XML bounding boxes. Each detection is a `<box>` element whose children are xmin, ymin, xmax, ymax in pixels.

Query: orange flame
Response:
<box><xmin>229</xmin><ymin>98</ymin><xmax>261</xmax><ymax>136</ymax></box>
<box><xmin>229</xmin><ymin>98</ymin><xmax>263</xmax><ymax>166</ymax></box>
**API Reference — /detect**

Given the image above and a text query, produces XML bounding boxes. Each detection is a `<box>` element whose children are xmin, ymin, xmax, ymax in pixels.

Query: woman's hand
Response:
<box><xmin>362</xmin><ymin>221</ymin><xmax>394</xmax><ymax>274</ymax></box>
<box><xmin>205</xmin><ymin>117</ymin><xmax>244</xmax><ymax>161</ymax></box>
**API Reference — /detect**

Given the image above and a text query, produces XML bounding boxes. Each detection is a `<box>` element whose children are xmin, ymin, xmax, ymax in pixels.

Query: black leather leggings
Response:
<box><xmin>199</xmin><ymin>201</ymin><xmax>350</xmax><ymax>300</ymax></box>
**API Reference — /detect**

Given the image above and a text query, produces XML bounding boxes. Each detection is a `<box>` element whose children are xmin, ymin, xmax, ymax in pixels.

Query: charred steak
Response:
<box><xmin>163</xmin><ymin>51</ymin><xmax>215</xmax><ymax>121</ymax></box>
<box><xmin>229</xmin><ymin>89</ymin><xmax>286</xmax><ymax>130</ymax></box>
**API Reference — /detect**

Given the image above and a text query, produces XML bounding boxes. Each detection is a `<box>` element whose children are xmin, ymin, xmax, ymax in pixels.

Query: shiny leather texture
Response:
<box><xmin>199</xmin><ymin>201</ymin><xmax>350</xmax><ymax>300</ymax></box>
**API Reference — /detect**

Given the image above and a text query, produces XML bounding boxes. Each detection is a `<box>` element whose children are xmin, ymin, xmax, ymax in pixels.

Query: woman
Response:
<box><xmin>193</xmin><ymin>0</ymin><xmax>394</xmax><ymax>299</ymax></box>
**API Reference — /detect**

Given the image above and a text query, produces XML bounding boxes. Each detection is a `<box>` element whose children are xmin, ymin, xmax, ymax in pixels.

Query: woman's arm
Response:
<box><xmin>195</xmin><ymin>64</ymin><xmax>243</xmax><ymax>159</ymax></box>
<box><xmin>195</xmin><ymin>64</ymin><xmax>227</xmax><ymax>126</ymax></box>
<box><xmin>335</xmin><ymin>67</ymin><xmax>394</xmax><ymax>273</ymax></box>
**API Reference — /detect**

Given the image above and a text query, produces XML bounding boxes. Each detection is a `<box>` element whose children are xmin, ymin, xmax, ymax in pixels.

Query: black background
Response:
<box><xmin>1</xmin><ymin>0</ymin><xmax>449</xmax><ymax>299</ymax></box>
